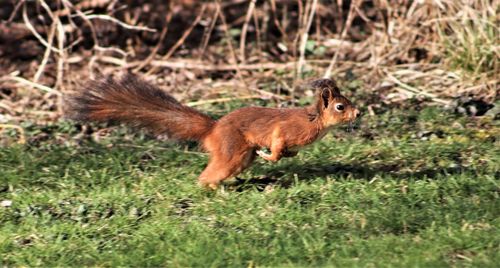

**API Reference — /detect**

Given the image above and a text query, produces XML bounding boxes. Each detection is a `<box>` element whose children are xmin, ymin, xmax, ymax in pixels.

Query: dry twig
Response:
<box><xmin>239</xmin><ymin>0</ymin><xmax>257</xmax><ymax>63</ymax></box>
<box><xmin>296</xmin><ymin>0</ymin><xmax>318</xmax><ymax>78</ymax></box>
<box><xmin>323</xmin><ymin>0</ymin><xmax>361</xmax><ymax>78</ymax></box>
<box><xmin>84</xmin><ymin>14</ymin><xmax>156</xmax><ymax>32</ymax></box>
<box><xmin>21</xmin><ymin>3</ymin><xmax>61</xmax><ymax>54</ymax></box>
<box><xmin>146</xmin><ymin>4</ymin><xmax>207</xmax><ymax>75</ymax></box>
<box><xmin>134</xmin><ymin>9</ymin><xmax>174</xmax><ymax>72</ymax></box>
<box><xmin>385</xmin><ymin>73</ymin><xmax>450</xmax><ymax>105</ymax></box>
<box><xmin>186</xmin><ymin>95</ymin><xmax>263</xmax><ymax>107</ymax></box>
<box><xmin>215</xmin><ymin>0</ymin><xmax>246</xmax><ymax>86</ymax></box>
<box><xmin>3</xmin><ymin>74</ymin><xmax>61</xmax><ymax>96</ymax></box>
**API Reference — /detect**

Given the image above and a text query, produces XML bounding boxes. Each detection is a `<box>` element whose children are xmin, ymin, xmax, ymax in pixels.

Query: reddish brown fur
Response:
<box><xmin>66</xmin><ymin>75</ymin><xmax>360</xmax><ymax>189</ymax></box>
<box><xmin>65</xmin><ymin>75</ymin><xmax>214</xmax><ymax>141</ymax></box>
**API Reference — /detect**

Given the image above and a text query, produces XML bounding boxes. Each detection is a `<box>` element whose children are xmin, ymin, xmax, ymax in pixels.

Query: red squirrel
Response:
<box><xmin>66</xmin><ymin>75</ymin><xmax>360</xmax><ymax>189</ymax></box>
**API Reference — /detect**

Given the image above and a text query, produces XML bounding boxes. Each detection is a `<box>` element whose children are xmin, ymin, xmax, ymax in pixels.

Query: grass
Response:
<box><xmin>439</xmin><ymin>2</ymin><xmax>499</xmax><ymax>77</ymax></box>
<box><xmin>0</xmin><ymin>106</ymin><xmax>499</xmax><ymax>267</ymax></box>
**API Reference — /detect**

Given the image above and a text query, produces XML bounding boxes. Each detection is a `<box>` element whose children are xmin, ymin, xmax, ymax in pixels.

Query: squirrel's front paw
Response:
<box><xmin>256</xmin><ymin>150</ymin><xmax>272</xmax><ymax>161</ymax></box>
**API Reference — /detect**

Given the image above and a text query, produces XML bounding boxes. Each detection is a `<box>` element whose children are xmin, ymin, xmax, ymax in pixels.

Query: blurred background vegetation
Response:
<box><xmin>0</xmin><ymin>0</ymin><xmax>498</xmax><ymax>140</ymax></box>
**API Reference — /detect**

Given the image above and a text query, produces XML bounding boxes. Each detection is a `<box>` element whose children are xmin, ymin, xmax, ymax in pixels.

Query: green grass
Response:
<box><xmin>1</xmin><ymin>106</ymin><xmax>499</xmax><ymax>267</ymax></box>
<box><xmin>438</xmin><ymin>2</ymin><xmax>499</xmax><ymax>77</ymax></box>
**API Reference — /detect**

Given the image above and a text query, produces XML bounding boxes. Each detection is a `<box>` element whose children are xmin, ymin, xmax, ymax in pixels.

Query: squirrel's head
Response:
<box><xmin>311</xmin><ymin>78</ymin><xmax>360</xmax><ymax>127</ymax></box>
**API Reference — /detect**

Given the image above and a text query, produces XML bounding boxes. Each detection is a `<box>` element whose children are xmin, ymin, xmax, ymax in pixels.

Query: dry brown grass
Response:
<box><xmin>0</xmin><ymin>0</ymin><xmax>498</xmax><ymax>131</ymax></box>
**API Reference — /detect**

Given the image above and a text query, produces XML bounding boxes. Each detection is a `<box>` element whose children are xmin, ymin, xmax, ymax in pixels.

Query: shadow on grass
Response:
<box><xmin>232</xmin><ymin>161</ymin><xmax>474</xmax><ymax>191</ymax></box>
<box><xmin>17</xmin><ymin>142</ymin><xmax>482</xmax><ymax>193</ymax></box>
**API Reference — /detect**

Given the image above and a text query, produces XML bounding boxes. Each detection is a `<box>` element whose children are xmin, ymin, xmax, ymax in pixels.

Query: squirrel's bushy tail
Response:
<box><xmin>65</xmin><ymin>74</ymin><xmax>215</xmax><ymax>141</ymax></box>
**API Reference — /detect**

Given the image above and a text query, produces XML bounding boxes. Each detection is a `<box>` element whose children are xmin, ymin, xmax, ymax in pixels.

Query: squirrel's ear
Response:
<box><xmin>320</xmin><ymin>88</ymin><xmax>333</xmax><ymax>109</ymax></box>
<box><xmin>316</xmin><ymin>88</ymin><xmax>333</xmax><ymax>115</ymax></box>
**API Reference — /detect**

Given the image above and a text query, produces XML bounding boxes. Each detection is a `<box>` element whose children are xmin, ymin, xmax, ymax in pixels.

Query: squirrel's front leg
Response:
<box><xmin>256</xmin><ymin>138</ymin><xmax>285</xmax><ymax>162</ymax></box>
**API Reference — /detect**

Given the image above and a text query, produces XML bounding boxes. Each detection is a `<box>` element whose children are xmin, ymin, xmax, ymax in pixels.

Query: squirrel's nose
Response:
<box><xmin>354</xmin><ymin>109</ymin><xmax>361</xmax><ymax>118</ymax></box>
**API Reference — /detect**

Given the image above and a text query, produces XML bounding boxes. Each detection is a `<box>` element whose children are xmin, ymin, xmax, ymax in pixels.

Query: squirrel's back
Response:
<box><xmin>65</xmin><ymin>74</ymin><xmax>215</xmax><ymax>141</ymax></box>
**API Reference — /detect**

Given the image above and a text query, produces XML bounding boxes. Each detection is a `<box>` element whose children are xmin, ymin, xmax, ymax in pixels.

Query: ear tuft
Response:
<box><xmin>310</xmin><ymin>78</ymin><xmax>341</xmax><ymax>98</ymax></box>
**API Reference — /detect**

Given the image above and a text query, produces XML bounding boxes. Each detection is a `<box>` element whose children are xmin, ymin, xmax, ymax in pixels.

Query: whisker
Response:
<box><xmin>347</xmin><ymin>121</ymin><xmax>354</xmax><ymax>132</ymax></box>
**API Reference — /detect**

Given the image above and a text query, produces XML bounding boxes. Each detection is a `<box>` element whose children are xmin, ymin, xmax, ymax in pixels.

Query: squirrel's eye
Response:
<box><xmin>335</xmin><ymin>104</ymin><xmax>344</xmax><ymax>111</ymax></box>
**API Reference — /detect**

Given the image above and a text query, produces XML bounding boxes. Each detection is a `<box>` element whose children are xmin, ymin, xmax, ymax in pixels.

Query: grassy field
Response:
<box><xmin>1</xmin><ymin>105</ymin><xmax>498</xmax><ymax>267</ymax></box>
<box><xmin>0</xmin><ymin>0</ymin><xmax>498</xmax><ymax>266</ymax></box>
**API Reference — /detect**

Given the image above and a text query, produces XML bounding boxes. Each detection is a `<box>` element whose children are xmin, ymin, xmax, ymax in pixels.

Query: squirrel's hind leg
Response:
<box><xmin>199</xmin><ymin>126</ymin><xmax>257</xmax><ymax>189</ymax></box>
<box><xmin>198</xmin><ymin>149</ymin><xmax>255</xmax><ymax>189</ymax></box>
<box><xmin>197</xmin><ymin>158</ymin><xmax>234</xmax><ymax>189</ymax></box>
